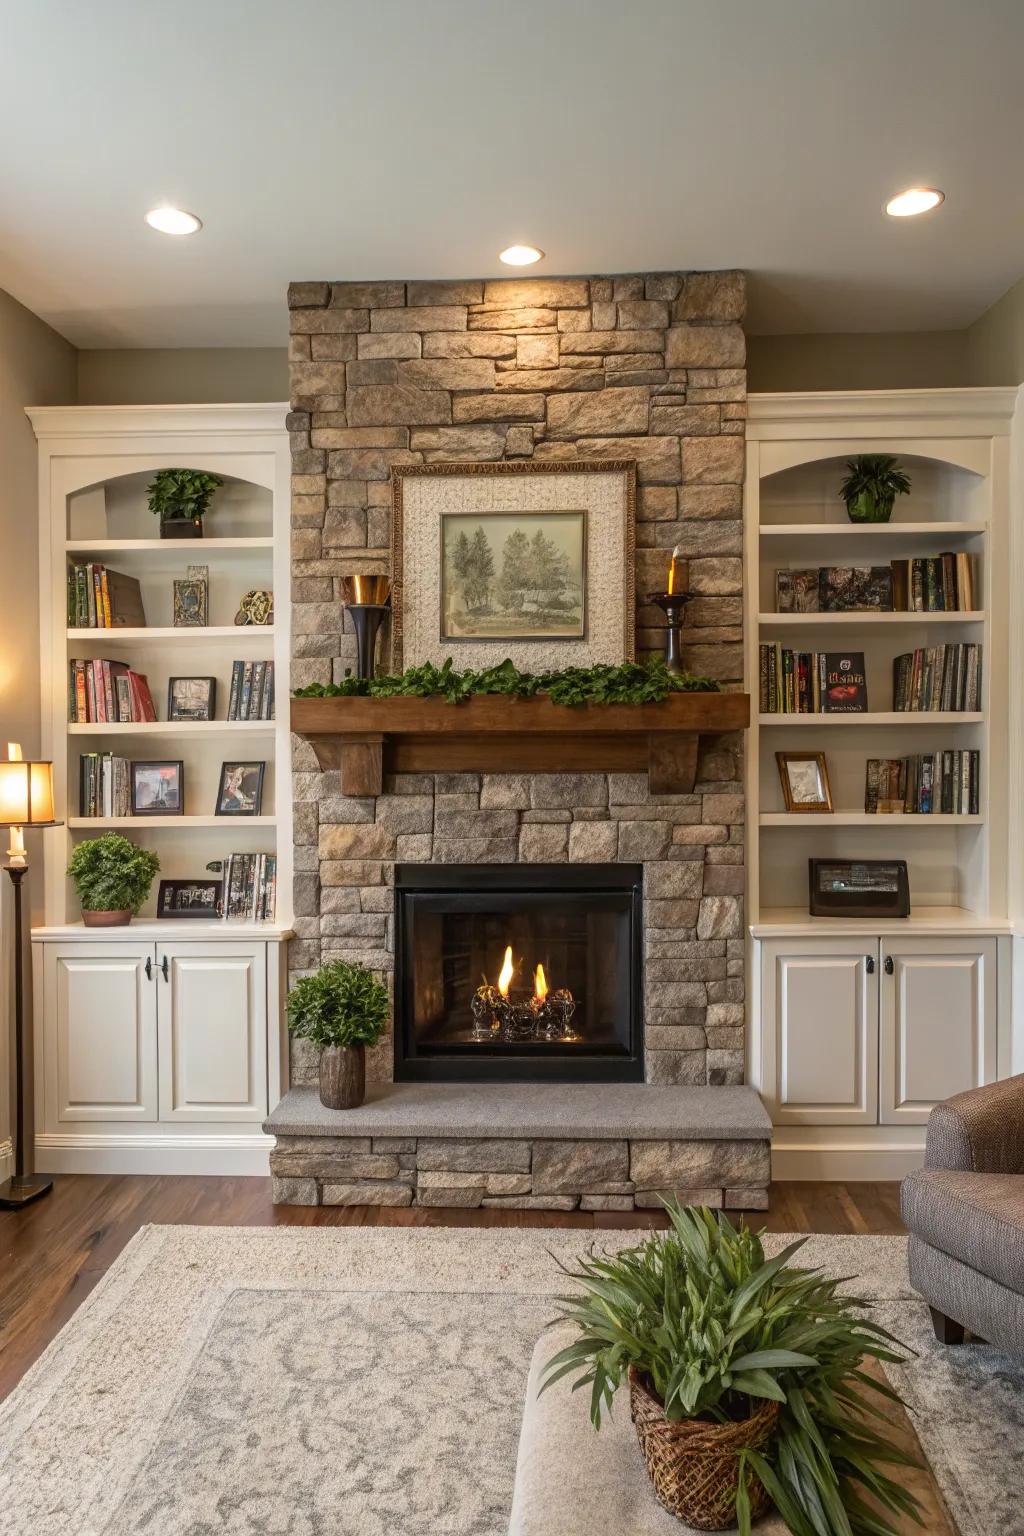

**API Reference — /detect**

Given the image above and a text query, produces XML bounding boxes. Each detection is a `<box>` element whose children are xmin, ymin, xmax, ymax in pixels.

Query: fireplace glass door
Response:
<box><xmin>394</xmin><ymin>864</ymin><xmax>643</xmax><ymax>1082</ymax></box>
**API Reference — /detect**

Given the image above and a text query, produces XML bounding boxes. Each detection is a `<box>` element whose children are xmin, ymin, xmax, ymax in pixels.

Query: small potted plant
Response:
<box><xmin>67</xmin><ymin>834</ymin><xmax>160</xmax><ymax>926</ymax></box>
<box><xmin>286</xmin><ymin>960</ymin><xmax>389</xmax><ymax>1110</ymax></box>
<box><xmin>542</xmin><ymin>1205</ymin><xmax>921</xmax><ymax>1534</ymax></box>
<box><xmin>839</xmin><ymin>454</ymin><xmax>911</xmax><ymax>523</ymax></box>
<box><xmin>147</xmin><ymin>468</ymin><xmax>224</xmax><ymax>539</ymax></box>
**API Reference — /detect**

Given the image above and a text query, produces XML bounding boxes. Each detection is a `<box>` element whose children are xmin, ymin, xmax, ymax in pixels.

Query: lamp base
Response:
<box><xmin>0</xmin><ymin>1173</ymin><xmax>54</xmax><ymax>1210</ymax></box>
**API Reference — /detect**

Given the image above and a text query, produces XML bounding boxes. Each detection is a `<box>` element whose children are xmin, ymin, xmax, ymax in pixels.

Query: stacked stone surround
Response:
<box><xmin>270</xmin><ymin>1133</ymin><xmax>770</xmax><ymax>1212</ymax></box>
<box><xmin>287</xmin><ymin>270</ymin><xmax>747</xmax><ymax>1092</ymax></box>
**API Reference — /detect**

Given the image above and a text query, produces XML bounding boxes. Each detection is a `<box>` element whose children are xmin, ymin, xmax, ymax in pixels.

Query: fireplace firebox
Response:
<box><xmin>394</xmin><ymin>864</ymin><xmax>643</xmax><ymax>1082</ymax></box>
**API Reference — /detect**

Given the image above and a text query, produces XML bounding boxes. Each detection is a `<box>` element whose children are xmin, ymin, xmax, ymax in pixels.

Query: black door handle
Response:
<box><xmin>161</xmin><ymin>954</ymin><xmax>169</xmax><ymax>981</ymax></box>
<box><xmin>865</xmin><ymin>955</ymin><xmax>875</xmax><ymax>973</ymax></box>
<box><xmin>884</xmin><ymin>955</ymin><xmax>894</xmax><ymax>975</ymax></box>
<box><xmin>145</xmin><ymin>956</ymin><xmax>153</xmax><ymax>981</ymax></box>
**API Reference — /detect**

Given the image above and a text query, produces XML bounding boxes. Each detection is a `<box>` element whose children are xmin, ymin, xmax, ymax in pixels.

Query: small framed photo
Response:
<box><xmin>776</xmin><ymin>751</ymin><xmax>833</xmax><ymax>814</ymax></box>
<box><xmin>167</xmin><ymin>676</ymin><xmax>217</xmax><ymax>721</ymax></box>
<box><xmin>131</xmin><ymin>760</ymin><xmax>184</xmax><ymax>816</ymax></box>
<box><xmin>173</xmin><ymin>578</ymin><xmax>207</xmax><ymax>627</ymax></box>
<box><xmin>157</xmin><ymin>878</ymin><xmax>222</xmax><ymax>919</ymax></box>
<box><xmin>216</xmin><ymin>760</ymin><xmax>265</xmax><ymax>816</ymax></box>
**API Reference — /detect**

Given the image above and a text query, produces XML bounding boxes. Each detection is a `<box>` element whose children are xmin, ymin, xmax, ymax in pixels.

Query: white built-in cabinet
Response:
<box><xmin>27</xmin><ymin>405</ymin><xmax>294</xmax><ymax>1175</ymax></box>
<box><xmin>760</xmin><ymin>934</ymin><xmax>997</xmax><ymax>1129</ymax></box>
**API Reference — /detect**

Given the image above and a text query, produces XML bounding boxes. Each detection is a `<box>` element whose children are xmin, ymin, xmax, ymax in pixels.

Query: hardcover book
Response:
<box><xmin>775</xmin><ymin>569</ymin><xmax>820</xmax><ymax>613</ymax></box>
<box><xmin>819</xmin><ymin>567</ymin><xmax>893</xmax><ymax>612</ymax></box>
<box><xmin>820</xmin><ymin>652</ymin><xmax>868</xmax><ymax>712</ymax></box>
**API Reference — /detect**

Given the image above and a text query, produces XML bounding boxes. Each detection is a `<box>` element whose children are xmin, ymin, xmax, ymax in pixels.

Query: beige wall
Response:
<box><xmin>965</xmin><ymin>275</ymin><xmax>1024</xmax><ymax>386</ymax></box>
<box><xmin>747</xmin><ymin>329</ymin><xmax>969</xmax><ymax>393</ymax></box>
<box><xmin>77</xmin><ymin>347</ymin><xmax>288</xmax><ymax>404</ymax></box>
<box><xmin>0</xmin><ymin>288</ymin><xmax>76</xmax><ymax>1166</ymax></box>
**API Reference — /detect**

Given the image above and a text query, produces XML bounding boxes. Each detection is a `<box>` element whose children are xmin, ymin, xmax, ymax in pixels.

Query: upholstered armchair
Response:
<box><xmin>901</xmin><ymin>1073</ymin><xmax>1024</xmax><ymax>1357</ymax></box>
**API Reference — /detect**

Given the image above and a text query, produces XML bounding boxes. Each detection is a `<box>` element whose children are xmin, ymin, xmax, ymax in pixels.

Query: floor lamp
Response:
<box><xmin>0</xmin><ymin>747</ymin><xmax>61</xmax><ymax>1209</ymax></box>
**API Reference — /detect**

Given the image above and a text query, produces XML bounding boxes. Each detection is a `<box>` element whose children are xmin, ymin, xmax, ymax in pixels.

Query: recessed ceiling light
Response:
<box><xmin>145</xmin><ymin>206</ymin><xmax>202</xmax><ymax>236</ymax></box>
<box><xmin>499</xmin><ymin>244</ymin><xmax>544</xmax><ymax>266</ymax></box>
<box><xmin>885</xmin><ymin>187</ymin><xmax>944</xmax><ymax>218</ymax></box>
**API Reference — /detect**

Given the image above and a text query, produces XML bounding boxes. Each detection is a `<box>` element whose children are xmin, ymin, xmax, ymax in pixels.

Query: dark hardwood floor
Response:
<box><xmin>0</xmin><ymin>1175</ymin><xmax>905</xmax><ymax>1400</ymax></box>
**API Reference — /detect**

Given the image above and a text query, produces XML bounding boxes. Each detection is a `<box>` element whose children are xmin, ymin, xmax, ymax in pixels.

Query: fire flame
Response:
<box><xmin>497</xmin><ymin>945</ymin><xmax>514</xmax><ymax>998</ymax></box>
<box><xmin>534</xmin><ymin>963</ymin><xmax>548</xmax><ymax>1002</ymax></box>
<box><xmin>667</xmin><ymin>544</ymin><xmax>684</xmax><ymax>596</ymax></box>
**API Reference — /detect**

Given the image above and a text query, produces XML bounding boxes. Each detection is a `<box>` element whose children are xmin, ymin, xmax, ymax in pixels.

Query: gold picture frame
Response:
<box><xmin>390</xmin><ymin>460</ymin><xmax>636</xmax><ymax>671</ymax></box>
<box><xmin>776</xmin><ymin>751</ymin><xmax>833</xmax><ymax>813</ymax></box>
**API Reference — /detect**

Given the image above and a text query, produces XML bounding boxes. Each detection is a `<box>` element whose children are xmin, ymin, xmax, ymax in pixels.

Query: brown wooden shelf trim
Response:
<box><xmin>292</xmin><ymin>693</ymin><xmax>750</xmax><ymax>797</ymax></box>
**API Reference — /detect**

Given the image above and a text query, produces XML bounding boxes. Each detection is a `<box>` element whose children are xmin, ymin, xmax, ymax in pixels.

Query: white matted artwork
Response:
<box><xmin>391</xmin><ymin>461</ymin><xmax>636</xmax><ymax>670</ymax></box>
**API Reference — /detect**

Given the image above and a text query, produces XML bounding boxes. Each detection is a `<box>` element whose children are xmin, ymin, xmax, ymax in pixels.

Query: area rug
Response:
<box><xmin>0</xmin><ymin>1225</ymin><xmax>1021</xmax><ymax>1535</ymax></box>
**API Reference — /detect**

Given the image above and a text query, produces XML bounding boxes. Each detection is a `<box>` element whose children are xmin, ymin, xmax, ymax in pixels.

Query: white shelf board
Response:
<box><xmin>759</xmin><ymin>611</ymin><xmax>983</xmax><ymax>627</ymax></box>
<box><xmin>759</xmin><ymin>522</ymin><xmax>986</xmax><ymax>539</ymax></box>
<box><xmin>68</xmin><ymin>816</ymin><xmax>277</xmax><ymax>829</ymax></box>
<box><xmin>65</xmin><ymin>538</ymin><xmax>273</xmax><ymax>552</ymax></box>
<box><xmin>32</xmin><ymin>921</ymin><xmax>293</xmax><ymax>940</ymax></box>
<box><xmin>758</xmin><ymin>712</ymin><xmax>984</xmax><ymax>726</ymax></box>
<box><xmin>67</xmin><ymin>626</ymin><xmax>274</xmax><ymax>642</ymax></box>
<box><xmin>68</xmin><ymin>720</ymin><xmax>274</xmax><ymax>735</ymax></box>
<box><xmin>751</xmin><ymin>906</ymin><xmax>1011</xmax><ymax>938</ymax></box>
<box><xmin>759</xmin><ymin>812</ymin><xmax>982</xmax><ymax>828</ymax></box>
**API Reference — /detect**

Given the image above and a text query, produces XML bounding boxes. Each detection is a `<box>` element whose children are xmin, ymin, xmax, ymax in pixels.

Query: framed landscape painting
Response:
<box><xmin>440</xmin><ymin>509</ymin><xmax>586</xmax><ymax>641</ymax></box>
<box><xmin>391</xmin><ymin>460</ymin><xmax>635</xmax><ymax>670</ymax></box>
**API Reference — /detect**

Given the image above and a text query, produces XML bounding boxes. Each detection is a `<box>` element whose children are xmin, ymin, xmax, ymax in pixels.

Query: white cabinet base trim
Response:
<box><xmin>35</xmin><ymin>1130</ymin><xmax>273</xmax><ymax>1176</ymax></box>
<box><xmin>772</xmin><ymin>1130</ymin><xmax>926</xmax><ymax>1181</ymax></box>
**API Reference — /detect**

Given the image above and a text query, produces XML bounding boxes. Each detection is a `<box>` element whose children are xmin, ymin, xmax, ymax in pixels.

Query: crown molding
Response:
<box><xmin>747</xmin><ymin>387</ymin><xmax>1018</xmax><ymax>436</ymax></box>
<box><xmin>25</xmin><ymin>402</ymin><xmax>289</xmax><ymax>440</ymax></box>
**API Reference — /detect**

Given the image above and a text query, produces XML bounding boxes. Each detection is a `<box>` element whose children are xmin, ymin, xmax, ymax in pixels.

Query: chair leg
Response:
<box><xmin>929</xmin><ymin>1306</ymin><xmax>966</xmax><ymax>1345</ymax></box>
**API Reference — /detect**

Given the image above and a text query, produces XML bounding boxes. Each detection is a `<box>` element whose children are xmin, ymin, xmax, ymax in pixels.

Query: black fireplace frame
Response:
<box><xmin>393</xmin><ymin>863</ymin><xmax>644</xmax><ymax>1083</ymax></box>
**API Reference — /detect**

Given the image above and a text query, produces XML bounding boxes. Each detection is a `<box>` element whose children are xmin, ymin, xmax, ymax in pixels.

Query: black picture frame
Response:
<box><xmin>167</xmin><ymin>676</ymin><xmax>217</xmax><ymax>721</ymax></box>
<box><xmin>130</xmin><ymin>760</ymin><xmax>184</xmax><ymax>816</ymax></box>
<box><xmin>808</xmin><ymin>859</ymin><xmax>910</xmax><ymax>919</ymax></box>
<box><xmin>215</xmin><ymin>760</ymin><xmax>265</xmax><ymax>816</ymax></box>
<box><xmin>157</xmin><ymin>878</ymin><xmax>222</xmax><ymax>919</ymax></box>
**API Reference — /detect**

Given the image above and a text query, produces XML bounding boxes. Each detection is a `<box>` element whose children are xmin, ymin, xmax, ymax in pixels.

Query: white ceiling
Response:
<box><xmin>3</xmin><ymin>0</ymin><xmax>1023</xmax><ymax>349</ymax></box>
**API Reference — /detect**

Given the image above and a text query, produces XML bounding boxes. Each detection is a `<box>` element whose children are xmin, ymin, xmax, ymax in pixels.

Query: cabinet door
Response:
<box><xmin>45</xmin><ymin>942</ymin><xmax>158</xmax><ymax>1122</ymax></box>
<box><xmin>761</xmin><ymin>939</ymin><xmax>879</xmax><ymax>1125</ymax></box>
<box><xmin>880</xmin><ymin>938</ymin><xmax>997</xmax><ymax>1125</ymax></box>
<box><xmin>157</xmin><ymin>941</ymin><xmax>268</xmax><ymax>1121</ymax></box>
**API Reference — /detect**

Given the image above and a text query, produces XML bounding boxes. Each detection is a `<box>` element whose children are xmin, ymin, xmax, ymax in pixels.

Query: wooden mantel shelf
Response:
<box><xmin>291</xmin><ymin>692</ymin><xmax>750</xmax><ymax>796</ymax></box>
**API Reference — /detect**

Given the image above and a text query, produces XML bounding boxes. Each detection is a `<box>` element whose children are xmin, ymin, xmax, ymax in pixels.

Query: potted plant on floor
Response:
<box><xmin>67</xmin><ymin>833</ymin><xmax>160</xmax><ymax>926</ymax></box>
<box><xmin>286</xmin><ymin>960</ymin><xmax>389</xmax><ymax>1110</ymax></box>
<box><xmin>542</xmin><ymin>1204</ymin><xmax>922</xmax><ymax>1535</ymax></box>
<box><xmin>147</xmin><ymin>467</ymin><xmax>224</xmax><ymax>538</ymax></box>
<box><xmin>839</xmin><ymin>455</ymin><xmax>911</xmax><ymax>523</ymax></box>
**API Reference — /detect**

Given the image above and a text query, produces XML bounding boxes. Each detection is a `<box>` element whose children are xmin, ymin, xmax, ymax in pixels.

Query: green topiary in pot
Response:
<box><xmin>147</xmin><ymin>468</ymin><xmax>224</xmax><ymax>538</ymax></box>
<box><xmin>542</xmin><ymin>1204</ymin><xmax>922</xmax><ymax>1535</ymax></box>
<box><xmin>67</xmin><ymin>834</ymin><xmax>160</xmax><ymax>926</ymax></box>
<box><xmin>286</xmin><ymin>960</ymin><xmax>389</xmax><ymax>1110</ymax></box>
<box><xmin>839</xmin><ymin>455</ymin><xmax>911</xmax><ymax>523</ymax></box>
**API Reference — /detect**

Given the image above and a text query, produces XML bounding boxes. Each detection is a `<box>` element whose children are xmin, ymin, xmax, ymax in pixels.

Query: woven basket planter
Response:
<box><xmin>629</xmin><ymin>1367</ymin><xmax>780</xmax><ymax>1530</ymax></box>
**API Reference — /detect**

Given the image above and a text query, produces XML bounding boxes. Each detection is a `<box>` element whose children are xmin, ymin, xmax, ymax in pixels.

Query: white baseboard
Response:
<box><xmin>772</xmin><ymin>1137</ymin><xmax>926</xmax><ymax>1181</ymax></box>
<box><xmin>0</xmin><ymin>1137</ymin><xmax>12</xmax><ymax>1181</ymax></box>
<box><xmin>35</xmin><ymin>1131</ymin><xmax>273</xmax><ymax>1177</ymax></box>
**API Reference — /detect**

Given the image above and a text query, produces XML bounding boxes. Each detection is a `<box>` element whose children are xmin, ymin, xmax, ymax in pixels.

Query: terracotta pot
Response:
<box><xmin>629</xmin><ymin>1367</ymin><xmax>779</xmax><ymax>1530</ymax></box>
<box><xmin>319</xmin><ymin>1044</ymin><xmax>366</xmax><ymax>1110</ymax></box>
<box><xmin>81</xmin><ymin>908</ymin><xmax>133</xmax><ymax>927</ymax></box>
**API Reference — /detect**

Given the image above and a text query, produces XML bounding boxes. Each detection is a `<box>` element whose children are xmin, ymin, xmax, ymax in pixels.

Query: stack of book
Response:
<box><xmin>222</xmin><ymin>853</ymin><xmax>277</xmax><ymax>921</ymax></box>
<box><xmin>67</xmin><ymin>563</ymin><xmax>146</xmax><ymax>628</ymax></box>
<box><xmin>775</xmin><ymin>556</ymin><xmax>976</xmax><ymax>613</ymax></box>
<box><xmin>78</xmin><ymin>753</ymin><xmax>131</xmax><ymax>817</ymax></box>
<box><xmin>865</xmin><ymin>752</ymin><xmax>980</xmax><ymax>815</ymax></box>
<box><xmin>759</xmin><ymin>647</ymin><xmax>868</xmax><ymax>713</ymax></box>
<box><xmin>69</xmin><ymin>659</ymin><xmax>156</xmax><ymax>722</ymax></box>
<box><xmin>227</xmin><ymin>661</ymin><xmax>275</xmax><ymax>720</ymax></box>
<box><xmin>892</xmin><ymin>644</ymin><xmax>982</xmax><ymax>711</ymax></box>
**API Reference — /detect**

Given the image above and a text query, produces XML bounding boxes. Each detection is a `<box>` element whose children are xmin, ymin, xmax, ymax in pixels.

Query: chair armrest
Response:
<box><xmin>925</xmin><ymin>1074</ymin><xmax>1024</xmax><ymax>1174</ymax></box>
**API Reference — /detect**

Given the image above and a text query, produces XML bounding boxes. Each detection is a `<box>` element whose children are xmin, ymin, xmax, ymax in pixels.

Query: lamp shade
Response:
<box><xmin>0</xmin><ymin>759</ymin><xmax>58</xmax><ymax>826</ymax></box>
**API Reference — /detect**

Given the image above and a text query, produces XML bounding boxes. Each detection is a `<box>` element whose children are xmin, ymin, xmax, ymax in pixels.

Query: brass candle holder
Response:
<box><xmin>341</xmin><ymin>574</ymin><xmax>391</xmax><ymax>680</ymax></box>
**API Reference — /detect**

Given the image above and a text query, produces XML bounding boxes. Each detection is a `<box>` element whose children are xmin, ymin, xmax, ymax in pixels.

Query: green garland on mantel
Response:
<box><xmin>293</xmin><ymin>658</ymin><xmax>719</xmax><ymax>707</ymax></box>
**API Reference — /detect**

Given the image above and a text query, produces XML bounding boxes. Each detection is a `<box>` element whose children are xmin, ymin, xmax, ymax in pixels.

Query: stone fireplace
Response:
<box><xmin>286</xmin><ymin>270</ymin><xmax>747</xmax><ymax>1100</ymax></box>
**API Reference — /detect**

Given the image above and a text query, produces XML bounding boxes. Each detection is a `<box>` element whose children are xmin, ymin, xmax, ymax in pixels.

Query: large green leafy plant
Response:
<box><xmin>294</xmin><ymin>657</ymin><xmax>718</xmax><ymax>707</ymax></box>
<box><xmin>147</xmin><ymin>468</ymin><xmax>224</xmax><ymax>523</ymax></box>
<box><xmin>286</xmin><ymin>961</ymin><xmax>389</xmax><ymax>1050</ymax></box>
<box><xmin>542</xmin><ymin>1205</ymin><xmax>922</xmax><ymax>1536</ymax></box>
<box><xmin>67</xmin><ymin>834</ymin><xmax>159</xmax><ymax>913</ymax></box>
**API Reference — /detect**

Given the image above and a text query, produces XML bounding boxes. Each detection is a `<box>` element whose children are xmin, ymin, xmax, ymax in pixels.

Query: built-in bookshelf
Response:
<box><xmin>744</xmin><ymin>390</ymin><xmax>1013</xmax><ymax>929</ymax></box>
<box><xmin>30</xmin><ymin>404</ymin><xmax>293</xmax><ymax>927</ymax></box>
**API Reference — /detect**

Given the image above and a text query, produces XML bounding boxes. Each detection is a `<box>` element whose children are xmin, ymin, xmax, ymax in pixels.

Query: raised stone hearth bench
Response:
<box><xmin>264</xmin><ymin>1083</ymin><xmax>772</xmax><ymax>1210</ymax></box>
